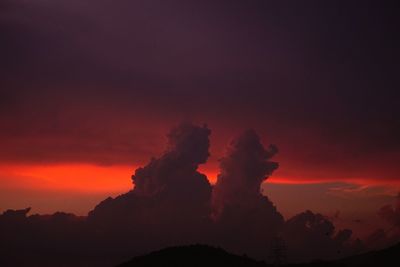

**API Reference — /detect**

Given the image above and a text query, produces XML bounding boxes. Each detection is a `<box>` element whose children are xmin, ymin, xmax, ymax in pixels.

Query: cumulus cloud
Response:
<box><xmin>283</xmin><ymin>210</ymin><xmax>360</xmax><ymax>262</ymax></box>
<box><xmin>364</xmin><ymin>228</ymin><xmax>390</xmax><ymax>250</ymax></box>
<box><xmin>365</xmin><ymin>193</ymin><xmax>400</xmax><ymax>250</ymax></box>
<box><xmin>0</xmin><ymin>208</ymin><xmax>88</xmax><ymax>267</ymax></box>
<box><xmin>1</xmin><ymin>123</ymin><xmax>214</xmax><ymax>266</ymax></box>
<box><xmin>211</xmin><ymin>130</ymin><xmax>283</xmax><ymax>259</ymax></box>
<box><xmin>0</xmin><ymin>124</ymin><xmax>372</xmax><ymax>266</ymax></box>
<box><xmin>0</xmin><ymin>207</ymin><xmax>31</xmax><ymax>222</ymax></box>
<box><xmin>212</xmin><ymin>130</ymin><xmax>279</xmax><ymax>217</ymax></box>
<box><xmin>88</xmin><ymin>123</ymin><xmax>213</xmax><ymax>250</ymax></box>
<box><xmin>133</xmin><ymin>122</ymin><xmax>211</xmax><ymax>197</ymax></box>
<box><xmin>378</xmin><ymin>193</ymin><xmax>400</xmax><ymax>230</ymax></box>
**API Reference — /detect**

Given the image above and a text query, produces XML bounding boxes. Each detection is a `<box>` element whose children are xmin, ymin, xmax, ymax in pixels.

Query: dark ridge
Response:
<box><xmin>301</xmin><ymin>242</ymin><xmax>400</xmax><ymax>267</ymax></box>
<box><xmin>116</xmin><ymin>244</ymin><xmax>267</xmax><ymax>267</ymax></box>
<box><xmin>116</xmin><ymin>243</ymin><xmax>400</xmax><ymax>267</ymax></box>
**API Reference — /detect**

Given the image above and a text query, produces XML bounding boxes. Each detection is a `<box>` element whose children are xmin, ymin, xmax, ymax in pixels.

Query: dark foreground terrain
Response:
<box><xmin>116</xmin><ymin>245</ymin><xmax>265</xmax><ymax>267</ymax></box>
<box><xmin>117</xmin><ymin>243</ymin><xmax>400</xmax><ymax>267</ymax></box>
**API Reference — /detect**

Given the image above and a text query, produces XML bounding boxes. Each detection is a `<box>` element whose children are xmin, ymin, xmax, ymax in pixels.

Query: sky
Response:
<box><xmin>1</xmin><ymin>0</ymin><xmax>400</xmax><ymax>238</ymax></box>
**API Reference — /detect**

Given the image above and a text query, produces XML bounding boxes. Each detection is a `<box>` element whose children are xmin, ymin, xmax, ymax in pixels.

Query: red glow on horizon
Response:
<box><xmin>0</xmin><ymin>164</ymin><xmax>133</xmax><ymax>193</ymax></box>
<box><xmin>1</xmin><ymin>163</ymin><xmax>399</xmax><ymax>195</ymax></box>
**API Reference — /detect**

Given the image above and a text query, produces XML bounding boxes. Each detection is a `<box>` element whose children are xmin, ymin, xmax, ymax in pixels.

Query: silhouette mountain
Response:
<box><xmin>311</xmin><ymin>242</ymin><xmax>400</xmax><ymax>267</ymax></box>
<box><xmin>116</xmin><ymin>243</ymin><xmax>400</xmax><ymax>267</ymax></box>
<box><xmin>116</xmin><ymin>245</ymin><xmax>266</xmax><ymax>267</ymax></box>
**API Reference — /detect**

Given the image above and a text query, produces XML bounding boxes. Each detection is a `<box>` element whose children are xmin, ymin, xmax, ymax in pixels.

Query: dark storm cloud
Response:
<box><xmin>0</xmin><ymin>124</ymin><xmax>363</xmax><ymax>266</ymax></box>
<box><xmin>211</xmin><ymin>130</ymin><xmax>283</xmax><ymax>258</ymax></box>
<box><xmin>133</xmin><ymin>123</ymin><xmax>211</xmax><ymax>196</ymax></box>
<box><xmin>283</xmin><ymin>210</ymin><xmax>361</xmax><ymax>262</ymax></box>
<box><xmin>0</xmin><ymin>123</ymin><xmax>215</xmax><ymax>266</ymax></box>
<box><xmin>212</xmin><ymin>130</ymin><xmax>279</xmax><ymax>218</ymax></box>
<box><xmin>362</xmin><ymin>194</ymin><xmax>400</xmax><ymax>251</ymax></box>
<box><xmin>88</xmin><ymin>123</ymin><xmax>213</xmax><ymax>248</ymax></box>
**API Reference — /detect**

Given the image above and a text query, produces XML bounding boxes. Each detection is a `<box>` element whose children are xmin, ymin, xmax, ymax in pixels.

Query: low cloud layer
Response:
<box><xmin>363</xmin><ymin>193</ymin><xmax>400</xmax><ymax>250</ymax></box>
<box><xmin>379</xmin><ymin>193</ymin><xmax>400</xmax><ymax>230</ymax></box>
<box><xmin>283</xmin><ymin>210</ymin><xmax>361</xmax><ymax>261</ymax></box>
<box><xmin>0</xmin><ymin>123</ymin><xmax>370</xmax><ymax>266</ymax></box>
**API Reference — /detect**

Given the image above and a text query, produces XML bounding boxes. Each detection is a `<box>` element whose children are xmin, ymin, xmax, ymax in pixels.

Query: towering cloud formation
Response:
<box><xmin>211</xmin><ymin>130</ymin><xmax>284</xmax><ymax>258</ymax></box>
<box><xmin>88</xmin><ymin>123</ymin><xmax>212</xmax><ymax>250</ymax></box>
<box><xmin>133</xmin><ymin>122</ymin><xmax>211</xmax><ymax>199</ymax></box>
<box><xmin>0</xmin><ymin>124</ymin><xmax>375</xmax><ymax>266</ymax></box>
<box><xmin>212</xmin><ymin>130</ymin><xmax>279</xmax><ymax>216</ymax></box>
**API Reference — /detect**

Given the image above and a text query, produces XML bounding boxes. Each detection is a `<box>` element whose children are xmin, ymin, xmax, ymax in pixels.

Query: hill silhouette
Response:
<box><xmin>116</xmin><ymin>245</ymin><xmax>266</xmax><ymax>267</ymax></box>
<box><xmin>116</xmin><ymin>243</ymin><xmax>400</xmax><ymax>267</ymax></box>
<box><xmin>316</xmin><ymin>242</ymin><xmax>400</xmax><ymax>267</ymax></box>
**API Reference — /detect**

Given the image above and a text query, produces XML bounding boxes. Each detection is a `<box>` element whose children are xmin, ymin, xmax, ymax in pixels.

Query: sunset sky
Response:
<box><xmin>1</xmin><ymin>0</ymin><xmax>399</xmax><ymax>239</ymax></box>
